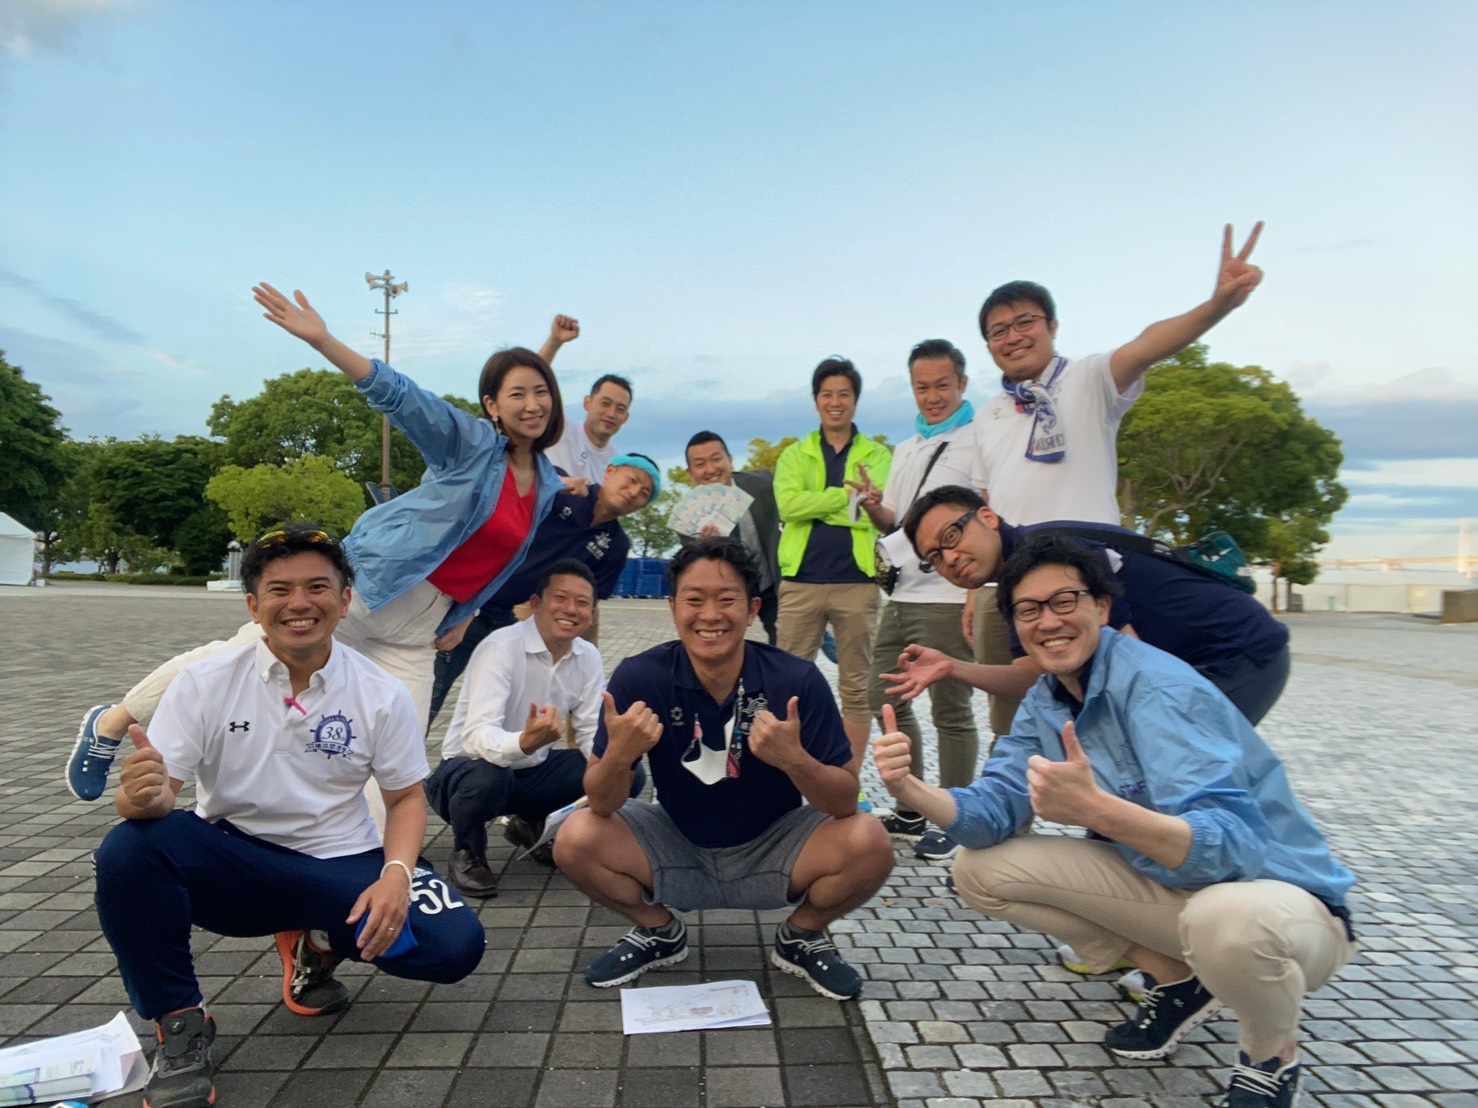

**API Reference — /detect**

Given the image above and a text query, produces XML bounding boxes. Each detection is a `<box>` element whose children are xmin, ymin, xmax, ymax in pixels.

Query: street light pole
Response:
<box><xmin>365</xmin><ymin>270</ymin><xmax>408</xmax><ymax>502</ymax></box>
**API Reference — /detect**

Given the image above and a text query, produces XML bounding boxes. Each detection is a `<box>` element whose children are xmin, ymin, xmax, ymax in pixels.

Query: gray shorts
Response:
<box><xmin>615</xmin><ymin>801</ymin><xmax>830</xmax><ymax>913</ymax></box>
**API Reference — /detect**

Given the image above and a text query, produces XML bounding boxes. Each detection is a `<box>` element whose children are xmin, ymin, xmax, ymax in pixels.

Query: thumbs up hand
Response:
<box><xmin>117</xmin><ymin>725</ymin><xmax>175</xmax><ymax>818</ymax></box>
<box><xmin>750</xmin><ymin>696</ymin><xmax>804</xmax><ymax>772</ymax></box>
<box><xmin>1025</xmin><ymin>720</ymin><xmax>1101</xmax><ymax>827</ymax></box>
<box><xmin>601</xmin><ymin>691</ymin><xmax>663</xmax><ymax>761</ymax></box>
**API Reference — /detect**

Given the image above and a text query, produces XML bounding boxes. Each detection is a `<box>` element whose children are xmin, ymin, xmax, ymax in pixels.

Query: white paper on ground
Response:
<box><xmin>0</xmin><ymin>1011</ymin><xmax>147</xmax><ymax>1101</ymax></box>
<box><xmin>619</xmin><ymin>980</ymin><xmax>771</xmax><ymax>1035</ymax></box>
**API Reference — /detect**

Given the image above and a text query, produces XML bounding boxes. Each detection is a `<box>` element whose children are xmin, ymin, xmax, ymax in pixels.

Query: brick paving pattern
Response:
<box><xmin>2</xmin><ymin>582</ymin><xmax>1475</xmax><ymax>1106</ymax></box>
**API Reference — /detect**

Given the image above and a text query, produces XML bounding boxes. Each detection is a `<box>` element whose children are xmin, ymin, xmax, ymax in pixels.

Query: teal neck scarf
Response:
<box><xmin>915</xmin><ymin>399</ymin><xmax>975</xmax><ymax>439</ymax></box>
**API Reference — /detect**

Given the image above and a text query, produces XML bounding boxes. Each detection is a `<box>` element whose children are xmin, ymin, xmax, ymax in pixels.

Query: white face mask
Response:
<box><xmin>680</xmin><ymin>682</ymin><xmax>742</xmax><ymax>786</ymax></box>
<box><xmin>680</xmin><ymin>718</ymin><xmax>733</xmax><ymax>786</ymax></box>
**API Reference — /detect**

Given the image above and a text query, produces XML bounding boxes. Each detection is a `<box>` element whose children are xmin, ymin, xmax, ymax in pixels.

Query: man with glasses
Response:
<box><xmin>849</xmin><ymin>340</ymin><xmax>987</xmax><ymax>852</ymax></box>
<box><xmin>884</xmin><ymin>485</ymin><xmax>1290</xmax><ymax>728</ymax></box>
<box><xmin>873</xmin><ymin>531</ymin><xmax>1355</xmax><ymax>1108</ymax></box>
<box><xmin>968</xmin><ymin>225</ymin><xmax>1266</xmax><ymax>798</ymax></box>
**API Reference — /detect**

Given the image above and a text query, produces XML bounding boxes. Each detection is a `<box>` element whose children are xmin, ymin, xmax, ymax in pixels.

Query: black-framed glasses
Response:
<box><xmin>922</xmin><ymin>510</ymin><xmax>979</xmax><ymax>569</ymax></box>
<box><xmin>1010</xmin><ymin>588</ymin><xmax>1092</xmax><ymax>623</ymax></box>
<box><xmin>985</xmin><ymin>313</ymin><xmax>1047</xmax><ymax>343</ymax></box>
<box><xmin>257</xmin><ymin>528</ymin><xmax>338</xmax><ymax>549</ymax></box>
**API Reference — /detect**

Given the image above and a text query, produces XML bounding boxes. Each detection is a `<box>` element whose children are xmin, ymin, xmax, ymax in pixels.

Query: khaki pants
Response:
<box><xmin>953</xmin><ymin>835</ymin><xmax>1356</xmax><ymax>1060</ymax></box>
<box><xmin>972</xmin><ymin>587</ymin><xmax>1021</xmax><ymax>742</ymax></box>
<box><xmin>776</xmin><ymin>581</ymin><xmax>880</xmax><ymax>721</ymax></box>
<box><xmin>867</xmin><ymin>600</ymin><xmax>979</xmax><ymax>789</ymax></box>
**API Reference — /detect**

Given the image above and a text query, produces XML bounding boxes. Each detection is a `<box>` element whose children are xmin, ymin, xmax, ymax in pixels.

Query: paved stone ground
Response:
<box><xmin>1</xmin><ymin>583</ymin><xmax>1475</xmax><ymax>1106</ymax></box>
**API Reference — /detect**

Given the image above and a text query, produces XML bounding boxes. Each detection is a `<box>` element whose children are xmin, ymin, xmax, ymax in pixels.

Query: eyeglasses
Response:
<box><xmin>1009</xmin><ymin>588</ymin><xmax>1092</xmax><ymax>623</ymax></box>
<box><xmin>985</xmin><ymin>313</ymin><xmax>1047</xmax><ymax>343</ymax></box>
<box><xmin>257</xmin><ymin>528</ymin><xmax>338</xmax><ymax>549</ymax></box>
<box><xmin>922</xmin><ymin>510</ymin><xmax>979</xmax><ymax>569</ymax></box>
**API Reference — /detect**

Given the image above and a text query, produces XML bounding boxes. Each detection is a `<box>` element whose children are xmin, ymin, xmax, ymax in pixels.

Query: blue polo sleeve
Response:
<box><xmin>798</xmin><ymin>664</ymin><xmax>851</xmax><ymax>768</ymax></box>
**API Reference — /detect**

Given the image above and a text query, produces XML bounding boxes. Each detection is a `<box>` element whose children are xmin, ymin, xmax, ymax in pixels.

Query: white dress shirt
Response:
<box><xmin>440</xmin><ymin>618</ymin><xmax>604</xmax><ymax>769</ymax></box>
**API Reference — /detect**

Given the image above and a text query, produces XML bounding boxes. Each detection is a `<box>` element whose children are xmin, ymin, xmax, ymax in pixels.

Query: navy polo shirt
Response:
<box><xmin>1000</xmin><ymin>521</ymin><xmax>1289</xmax><ymax>677</ymax></box>
<box><xmin>792</xmin><ymin>429</ymin><xmax>870</xmax><ymax>585</ymax></box>
<box><xmin>594</xmin><ymin>641</ymin><xmax>851</xmax><ymax>849</ymax></box>
<box><xmin>475</xmin><ymin>486</ymin><xmax>630</xmax><ymax>626</ymax></box>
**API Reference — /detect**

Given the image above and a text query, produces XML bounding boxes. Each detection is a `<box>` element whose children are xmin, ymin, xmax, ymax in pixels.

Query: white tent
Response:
<box><xmin>0</xmin><ymin>512</ymin><xmax>35</xmax><ymax>586</ymax></box>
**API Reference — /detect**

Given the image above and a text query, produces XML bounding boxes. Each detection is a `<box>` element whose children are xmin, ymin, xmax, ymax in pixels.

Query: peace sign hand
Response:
<box><xmin>1211</xmin><ymin>222</ymin><xmax>1264</xmax><ymax>313</ymax></box>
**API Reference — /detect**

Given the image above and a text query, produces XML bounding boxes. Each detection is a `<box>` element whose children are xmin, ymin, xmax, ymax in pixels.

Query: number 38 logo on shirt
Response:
<box><xmin>305</xmin><ymin>711</ymin><xmax>357</xmax><ymax>759</ymax></box>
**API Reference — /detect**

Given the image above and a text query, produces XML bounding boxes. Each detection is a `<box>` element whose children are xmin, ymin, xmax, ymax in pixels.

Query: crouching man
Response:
<box><xmin>426</xmin><ymin>559</ymin><xmax>646</xmax><ymax>897</ymax></box>
<box><xmin>556</xmin><ymin>536</ymin><xmax>893</xmax><ymax>999</ymax></box>
<box><xmin>873</xmin><ymin>533</ymin><xmax>1357</xmax><ymax>1108</ymax></box>
<box><xmin>94</xmin><ymin>525</ymin><xmax>484</xmax><ymax>1108</ymax></box>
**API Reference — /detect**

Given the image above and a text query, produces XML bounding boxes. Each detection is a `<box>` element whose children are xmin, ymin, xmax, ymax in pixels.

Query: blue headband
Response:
<box><xmin>608</xmin><ymin>453</ymin><xmax>661</xmax><ymax>499</ymax></box>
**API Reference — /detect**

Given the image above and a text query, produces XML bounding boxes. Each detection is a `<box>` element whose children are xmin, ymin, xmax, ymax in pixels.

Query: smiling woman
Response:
<box><xmin>64</xmin><ymin>291</ymin><xmax>581</xmax><ymax>812</ymax></box>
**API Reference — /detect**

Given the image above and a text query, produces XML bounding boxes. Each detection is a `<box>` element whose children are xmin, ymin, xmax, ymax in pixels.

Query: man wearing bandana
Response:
<box><xmin>966</xmin><ymin>224</ymin><xmax>1267</xmax><ymax>827</ymax></box>
<box><xmin>555</xmin><ymin>536</ymin><xmax>894</xmax><ymax>1000</ymax></box>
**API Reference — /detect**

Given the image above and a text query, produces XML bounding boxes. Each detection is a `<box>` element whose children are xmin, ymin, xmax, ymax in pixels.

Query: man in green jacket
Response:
<box><xmin>774</xmin><ymin>357</ymin><xmax>893</xmax><ymax>764</ymax></box>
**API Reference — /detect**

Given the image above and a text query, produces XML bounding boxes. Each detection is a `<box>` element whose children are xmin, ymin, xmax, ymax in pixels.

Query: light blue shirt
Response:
<box><xmin>344</xmin><ymin>359</ymin><xmax>559</xmax><ymax>635</ymax></box>
<box><xmin>946</xmin><ymin>628</ymin><xmax>1355</xmax><ymax>906</ymax></box>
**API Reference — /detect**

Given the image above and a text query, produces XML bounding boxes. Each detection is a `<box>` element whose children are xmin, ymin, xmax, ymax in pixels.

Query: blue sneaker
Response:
<box><xmin>771</xmin><ymin>922</ymin><xmax>862</xmax><ymax>1000</ymax></box>
<box><xmin>67</xmin><ymin>704</ymin><xmax>121</xmax><ymax>801</ymax></box>
<box><xmin>584</xmin><ymin>919</ymin><xmax>688</xmax><ymax>987</ymax></box>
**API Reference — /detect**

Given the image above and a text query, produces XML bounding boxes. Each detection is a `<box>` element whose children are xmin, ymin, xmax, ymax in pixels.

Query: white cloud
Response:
<box><xmin>0</xmin><ymin>0</ymin><xmax>131</xmax><ymax>60</ymax></box>
<box><xmin>389</xmin><ymin>282</ymin><xmax>505</xmax><ymax>363</ymax></box>
<box><xmin>1340</xmin><ymin>458</ymin><xmax>1478</xmax><ymax>489</ymax></box>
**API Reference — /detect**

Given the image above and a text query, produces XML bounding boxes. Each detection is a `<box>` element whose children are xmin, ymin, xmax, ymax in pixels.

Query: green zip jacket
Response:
<box><xmin>774</xmin><ymin>429</ymin><xmax>894</xmax><ymax>579</ymax></box>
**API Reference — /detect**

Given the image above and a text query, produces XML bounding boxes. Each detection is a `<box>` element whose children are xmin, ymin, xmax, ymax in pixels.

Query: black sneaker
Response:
<box><xmin>145</xmin><ymin>1006</ymin><xmax>215</xmax><ymax>1108</ymax></box>
<box><xmin>914</xmin><ymin>828</ymin><xmax>960</xmax><ymax>861</ymax></box>
<box><xmin>1103</xmin><ymin>973</ymin><xmax>1221</xmax><ymax>1059</ymax></box>
<box><xmin>274</xmin><ymin>929</ymin><xmax>350</xmax><ymax>1016</ymax></box>
<box><xmin>1218</xmin><ymin>1051</ymin><xmax>1301</xmax><ymax>1107</ymax></box>
<box><xmin>584</xmin><ymin>919</ymin><xmax>688</xmax><ymax>987</ymax></box>
<box><xmin>771</xmin><ymin>922</ymin><xmax>862</xmax><ymax>1000</ymax></box>
<box><xmin>879</xmin><ymin>810</ymin><xmax>926</xmax><ymax>840</ymax></box>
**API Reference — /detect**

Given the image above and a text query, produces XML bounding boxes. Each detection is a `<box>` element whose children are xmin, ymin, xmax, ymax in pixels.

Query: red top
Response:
<box><xmin>427</xmin><ymin>469</ymin><xmax>536</xmax><ymax>603</ymax></box>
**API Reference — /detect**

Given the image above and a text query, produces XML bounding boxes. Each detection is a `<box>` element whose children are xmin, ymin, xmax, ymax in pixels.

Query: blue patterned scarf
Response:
<box><xmin>1002</xmin><ymin>357</ymin><xmax>1066</xmax><ymax>462</ymax></box>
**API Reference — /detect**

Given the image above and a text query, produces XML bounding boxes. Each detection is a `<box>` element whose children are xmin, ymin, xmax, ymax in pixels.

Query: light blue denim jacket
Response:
<box><xmin>946</xmin><ymin>628</ymin><xmax>1355</xmax><ymax>906</ymax></box>
<box><xmin>343</xmin><ymin>359</ymin><xmax>559</xmax><ymax>635</ymax></box>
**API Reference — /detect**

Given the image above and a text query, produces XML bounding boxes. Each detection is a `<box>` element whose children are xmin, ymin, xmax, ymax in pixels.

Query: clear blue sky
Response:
<box><xmin>3</xmin><ymin>0</ymin><xmax>1475</xmax><ymax>559</ymax></box>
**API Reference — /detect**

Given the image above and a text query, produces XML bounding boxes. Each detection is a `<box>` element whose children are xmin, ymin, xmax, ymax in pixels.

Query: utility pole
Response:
<box><xmin>365</xmin><ymin>270</ymin><xmax>408</xmax><ymax>502</ymax></box>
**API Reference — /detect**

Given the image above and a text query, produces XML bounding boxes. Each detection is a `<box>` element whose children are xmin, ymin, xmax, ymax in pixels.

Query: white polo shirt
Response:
<box><xmin>149</xmin><ymin>639</ymin><xmax>429</xmax><ymax>859</ymax></box>
<box><xmin>441</xmin><ymin>617</ymin><xmax>604</xmax><ymax>769</ymax></box>
<box><xmin>546</xmin><ymin>425</ymin><xmax>617</xmax><ymax>485</ymax></box>
<box><xmin>881</xmin><ymin>421</ymin><xmax>988</xmax><ymax>604</ymax></box>
<box><xmin>975</xmin><ymin>351</ymin><xmax>1142</xmax><ymax>526</ymax></box>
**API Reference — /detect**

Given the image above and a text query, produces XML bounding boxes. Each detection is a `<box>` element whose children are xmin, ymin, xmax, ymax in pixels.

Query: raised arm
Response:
<box><xmin>1108</xmin><ymin>222</ymin><xmax>1264</xmax><ymax>394</ymax></box>
<box><xmin>253</xmin><ymin>283</ymin><xmax>374</xmax><ymax>381</ymax></box>
<box><xmin>538</xmin><ymin>314</ymin><xmax>580</xmax><ymax>365</ymax></box>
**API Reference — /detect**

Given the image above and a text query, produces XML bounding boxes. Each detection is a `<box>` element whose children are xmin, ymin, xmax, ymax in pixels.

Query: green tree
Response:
<box><xmin>34</xmin><ymin>439</ymin><xmax>97</xmax><ymax>575</ymax></box>
<box><xmin>744</xmin><ymin>436</ymin><xmax>798</xmax><ymax>472</ymax></box>
<box><xmin>206</xmin><ymin>455</ymin><xmax>368</xmax><ymax>542</ymax></box>
<box><xmin>0</xmin><ymin>352</ymin><xmax>69</xmax><ymax>529</ymax></box>
<box><xmin>1117</xmin><ymin>345</ymin><xmax>1346</xmax><ymax>574</ymax></box>
<box><xmin>208</xmin><ymin>368</ymin><xmax>481</xmax><ymax>497</ymax></box>
<box><xmin>90</xmin><ymin>436</ymin><xmax>232</xmax><ymax>573</ymax></box>
<box><xmin>623</xmin><ymin>486</ymin><xmax>682</xmax><ymax>557</ymax></box>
